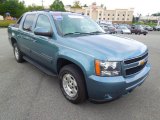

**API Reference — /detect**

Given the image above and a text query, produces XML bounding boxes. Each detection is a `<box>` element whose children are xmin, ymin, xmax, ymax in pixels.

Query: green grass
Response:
<box><xmin>0</xmin><ymin>20</ymin><xmax>16</xmax><ymax>27</ymax></box>
<box><xmin>133</xmin><ymin>22</ymin><xmax>157</xmax><ymax>27</ymax></box>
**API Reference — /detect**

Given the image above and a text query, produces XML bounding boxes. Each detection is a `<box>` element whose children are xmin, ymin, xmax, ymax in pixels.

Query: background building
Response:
<box><xmin>65</xmin><ymin>2</ymin><xmax>134</xmax><ymax>24</ymax></box>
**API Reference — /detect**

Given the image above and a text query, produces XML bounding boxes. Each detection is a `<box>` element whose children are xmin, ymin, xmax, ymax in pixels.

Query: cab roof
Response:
<box><xmin>25</xmin><ymin>10</ymin><xmax>83</xmax><ymax>16</ymax></box>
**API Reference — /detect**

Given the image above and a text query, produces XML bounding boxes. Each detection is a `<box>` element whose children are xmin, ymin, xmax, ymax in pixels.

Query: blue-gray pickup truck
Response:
<box><xmin>8</xmin><ymin>11</ymin><xmax>151</xmax><ymax>104</ymax></box>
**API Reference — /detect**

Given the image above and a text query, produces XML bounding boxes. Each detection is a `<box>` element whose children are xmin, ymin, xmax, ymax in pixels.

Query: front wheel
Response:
<box><xmin>59</xmin><ymin>64</ymin><xmax>86</xmax><ymax>104</ymax></box>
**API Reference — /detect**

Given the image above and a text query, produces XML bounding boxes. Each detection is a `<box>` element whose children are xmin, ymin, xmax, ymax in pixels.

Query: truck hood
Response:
<box><xmin>62</xmin><ymin>34</ymin><xmax>147</xmax><ymax>61</ymax></box>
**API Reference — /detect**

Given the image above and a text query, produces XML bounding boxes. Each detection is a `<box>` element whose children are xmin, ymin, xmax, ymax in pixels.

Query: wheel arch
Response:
<box><xmin>56</xmin><ymin>56</ymin><xmax>89</xmax><ymax>98</ymax></box>
<box><xmin>11</xmin><ymin>37</ymin><xmax>17</xmax><ymax>46</ymax></box>
<box><xmin>56</xmin><ymin>57</ymin><xmax>87</xmax><ymax>77</ymax></box>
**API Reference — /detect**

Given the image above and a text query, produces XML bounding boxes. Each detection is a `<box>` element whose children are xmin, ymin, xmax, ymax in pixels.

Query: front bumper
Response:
<box><xmin>141</xmin><ymin>31</ymin><xmax>148</xmax><ymax>34</ymax></box>
<box><xmin>86</xmin><ymin>63</ymin><xmax>151</xmax><ymax>102</ymax></box>
<box><xmin>123</xmin><ymin>31</ymin><xmax>131</xmax><ymax>34</ymax></box>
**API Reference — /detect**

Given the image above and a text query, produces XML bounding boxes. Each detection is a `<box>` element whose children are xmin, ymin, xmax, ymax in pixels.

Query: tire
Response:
<box><xmin>144</xmin><ymin>34</ymin><xmax>146</xmax><ymax>35</ymax></box>
<box><xmin>59</xmin><ymin>64</ymin><xmax>86</xmax><ymax>104</ymax></box>
<box><xmin>13</xmin><ymin>43</ymin><xmax>24</xmax><ymax>63</ymax></box>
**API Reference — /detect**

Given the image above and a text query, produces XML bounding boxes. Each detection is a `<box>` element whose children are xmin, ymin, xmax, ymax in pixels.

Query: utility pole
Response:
<box><xmin>42</xmin><ymin>0</ymin><xmax>44</xmax><ymax>8</ymax></box>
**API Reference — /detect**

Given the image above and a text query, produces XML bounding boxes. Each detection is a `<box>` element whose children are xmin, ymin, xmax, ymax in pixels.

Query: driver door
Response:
<box><xmin>30</xmin><ymin>14</ymin><xmax>58</xmax><ymax>70</ymax></box>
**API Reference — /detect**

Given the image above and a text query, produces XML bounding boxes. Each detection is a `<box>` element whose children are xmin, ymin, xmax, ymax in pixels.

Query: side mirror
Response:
<box><xmin>34</xmin><ymin>27</ymin><xmax>52</xmax><ymax>37</ymax></box>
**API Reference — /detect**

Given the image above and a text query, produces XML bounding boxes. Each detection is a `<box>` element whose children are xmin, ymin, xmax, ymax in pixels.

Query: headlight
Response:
<box><xmin>95</xmin><ymin>60</ymin><xmax>121</xmax><ymax>76</ymax></box>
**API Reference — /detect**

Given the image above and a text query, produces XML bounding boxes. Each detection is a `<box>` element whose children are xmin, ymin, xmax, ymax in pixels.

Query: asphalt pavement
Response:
<box><xmin>0</xmin><ymin>29</ymin><xmax>160</xmax><ymax>120</ymax></box>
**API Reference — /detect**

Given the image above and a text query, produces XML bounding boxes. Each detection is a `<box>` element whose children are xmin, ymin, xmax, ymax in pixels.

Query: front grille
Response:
<box><xmin>124</xmin><ymin>52</ymin><xmax>148</xmax><ymax>76</ymax></box>
<box><xmin>126</xmin><ymin>61</ymin><xmax>147</xmax><ymax>76</ymax></box>
<box><xmin>124</xmin><ymin>53</ymin><xmax>148</xmax><ymax>64</ymax></box>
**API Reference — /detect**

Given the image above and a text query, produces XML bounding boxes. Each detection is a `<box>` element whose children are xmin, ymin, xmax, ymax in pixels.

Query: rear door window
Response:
<box><xmin>23</xmin><ymin>14</ymin><xmax>35</xmax><ymax>32</ymax></box>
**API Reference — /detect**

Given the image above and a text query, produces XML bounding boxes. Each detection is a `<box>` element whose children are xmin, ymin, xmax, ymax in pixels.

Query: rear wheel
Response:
<box><xmin>13</xmin><ymin>43</ymin><xmax>24</xmax><ymax>63</ymax></box>
<box><xmin>59</xmin><ymin>64</ymin><xmax>86</xmax><ymax>104</ymax></box>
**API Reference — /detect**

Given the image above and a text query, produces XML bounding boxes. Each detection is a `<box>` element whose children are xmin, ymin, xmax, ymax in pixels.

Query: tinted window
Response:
<box><xmin>35</xmin><ymin>15</ymin><xmax>51</xmax><ymax>31</ymax></box>
<box><xmin>23</xmin><ymin>14</ymin><xmax>35</xmax><ymax>31</ymax></box>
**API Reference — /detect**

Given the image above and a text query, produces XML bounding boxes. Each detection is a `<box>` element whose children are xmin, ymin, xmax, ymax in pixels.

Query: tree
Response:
<box><xmin>0</xmin><ymin>0</ymin><xmax>26</xmax><ymax>18</ymax></box>
<box><xmin>152</xmin><ymin>12</ymin><xmax>160</xmax><ymax>16</ymax></box>
<box><xmin>26</xmin><ymin>4</ymin><xmax>44</xmax><ymax>11</ymax></box>
<box><xmin>0</xmin><ymin>0</ymin><xmax>6</xmax><ymax>3</ymax></box>
<box><xmin>132</xmin><ymin>15</ymin><xmax>135</xmax><ymax>23</ymax></box>
<box><xmin>101</xmin><ymin>4</ymin><xmax>104</xmax><ymax>8</ymax></box>
<box><xmin>72</xmin><ymin>1</ymin><xmax>81</xmax><ymax>8</ymax></box>
<box><xmin>83</xmin><ymin>4</ymin><xmax>88</xmax><ymax>7</ymax></box>
<box><xmin>50</xmin><ymin>0</ymin><xmax>65</xmax><ymax>11</ymax></box>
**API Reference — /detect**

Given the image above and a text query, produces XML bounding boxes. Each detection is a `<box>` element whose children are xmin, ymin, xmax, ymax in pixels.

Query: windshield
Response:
<box><xmin>139</xmin><ymin>25</ymin><xmax>144</xmax><ymax>29</ymax></box>
<box><xmin>53</xmin><ymin>13</ymin><xmax>105</xmax><ymax>37</ymax></box>
<box><xmin>119</xmin><ymin>26</ymin><xmax>128</xmax><ymax>29</ymax></box>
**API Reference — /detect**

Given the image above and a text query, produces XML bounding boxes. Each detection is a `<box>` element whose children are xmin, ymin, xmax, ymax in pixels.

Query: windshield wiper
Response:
<box><xmin>63</xmin><ymin>31</ymin><xmax>105</xmax><ymax>36</ymax></box>
<box><xmin>63</xmin><ymin>32</ymin><xmax>91</xmax><ymax>36</ymax></box>
<box><xmin>88</xmin><ymin>31</ymin><xmax>105</xmax><ymax>35</ymax></box>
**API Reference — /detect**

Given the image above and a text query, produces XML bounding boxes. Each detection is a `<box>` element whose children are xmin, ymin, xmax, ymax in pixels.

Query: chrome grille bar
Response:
<box><xmin>123</xmin><ymin>51</ymin><xmax>148</xmax><ymax>77</ymax></box>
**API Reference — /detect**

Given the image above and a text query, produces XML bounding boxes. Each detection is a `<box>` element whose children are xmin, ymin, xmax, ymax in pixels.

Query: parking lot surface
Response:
<box><xmin>0</xmin><ymin>29</ymin><xmax>160</xmax><ymax>120</ymax></box>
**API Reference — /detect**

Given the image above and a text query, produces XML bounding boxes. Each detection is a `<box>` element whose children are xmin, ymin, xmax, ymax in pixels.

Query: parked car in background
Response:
<box><xmin>153</xmin><ymin>26</ymin><xmax>160</xmax><ymax>31</ymax></box>
<box><xmin>113</xmin><ymin>23</ymin><xmax>119</xmax><ymax>28</ymax></box>
<box><xmin>120</xmin><ymin>24</ymin><xmax>131</xmax><ymax>29</ymax></box>
<box><xmin>106</xmin><ymin>25</ymin><xmax>117</xmax><ymax>34</ymax></box>
<box><xmin>99</xmin><ymin>23</ymin><xmax>116</xmax><ymax>34</ymax></box>
<box><xmin>131</xmin><ymin>25</ymin><xmax>148</xmax><ymax>35</ymax></box>
<box><xmin>116</xmin><ymin>26</ymin><xmax>131</xmax><ymax>34</ymax></box>
<box><xmin>144</xmin><ymin>25</ymin><xmax>153</xmax><ymax>31</ymax></box>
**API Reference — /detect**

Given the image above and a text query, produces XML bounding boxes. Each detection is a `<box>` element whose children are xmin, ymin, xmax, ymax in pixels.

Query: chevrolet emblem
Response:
<box><xmin>139</xmin><ymin>60</ymin><xmax>145</xmax><ymax>66</ymax></box>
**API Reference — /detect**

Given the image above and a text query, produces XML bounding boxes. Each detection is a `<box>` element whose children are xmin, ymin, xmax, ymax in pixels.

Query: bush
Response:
<box><xmin>0</xmin><ymin>20</ymin><xmax>16</xmax><ymax>27</ymax></box>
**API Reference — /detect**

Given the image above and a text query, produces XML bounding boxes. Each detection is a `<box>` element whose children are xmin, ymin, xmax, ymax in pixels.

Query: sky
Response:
<box><xmin>22</xmin><ymin>0</ymin><xmax>160</xmax><ymax>16</ymax></box>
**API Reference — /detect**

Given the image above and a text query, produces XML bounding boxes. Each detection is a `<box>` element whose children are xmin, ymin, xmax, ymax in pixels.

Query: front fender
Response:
<box><xmin>56</xmin><ymin>48</ymin><xmax>95</xmax><ymax>78</ymax></box>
